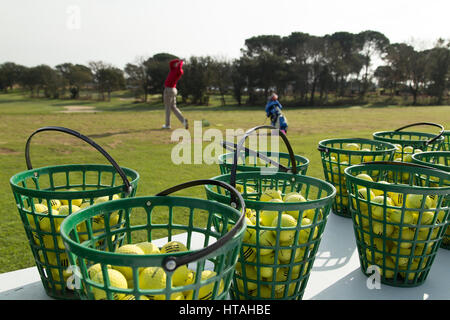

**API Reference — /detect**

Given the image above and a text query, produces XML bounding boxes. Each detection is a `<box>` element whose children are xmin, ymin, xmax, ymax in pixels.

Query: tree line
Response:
<box><xmin>0</xmin><ymin>30</ymin><xmax>449</xmax><ymax>106</ymax></box>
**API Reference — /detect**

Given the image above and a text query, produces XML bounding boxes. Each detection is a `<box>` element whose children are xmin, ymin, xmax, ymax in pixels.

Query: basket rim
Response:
<box><xmin>9</xmin><ymin>163</ymin><xmax>140</xmax><ymax>198</ymax></box>
<box><xmin>218</xmin><ymin>151</ymin><xmax>310</xmax><ymax>165</ymax></box>
<box><xmin>372</xmin><ymin>130</ymin><xmax>445</xmax><ymax>144</ymax></box>
<box><xmin>318</xmin><ymin>138</ymin><xmax>397</xmax><ymax>154</ymax></box>
<box><xmin>411</xmin><ymin>151</ymin><xmax>450</xmax><ymax>173</ymax></box>
<box><xmin>344</xmin><ymin>163</ymin><xmax>450</xmax><ymax>194</ymax></box>
<box><xmin>205</xmin><ymin>171</ymin><xmax>336</xmax><ymax>210</ymax></box>
<box><xmin>59</xmin><ymin>195</ymin><xmax>246</xmax><ymax>268</ymax></box>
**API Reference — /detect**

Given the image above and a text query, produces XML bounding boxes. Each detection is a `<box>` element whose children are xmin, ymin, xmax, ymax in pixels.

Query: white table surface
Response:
<box><xmin>1</xmin><ymin>212</ymin><xmax>449</xmax><ymax>300</ymax></box>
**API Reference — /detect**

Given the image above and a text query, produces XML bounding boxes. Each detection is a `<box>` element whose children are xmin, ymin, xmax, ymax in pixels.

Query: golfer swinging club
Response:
<box><xmin>162</xmin><ymin>58</ymin><xmax>188</xmax><ymax>129</ymax></box>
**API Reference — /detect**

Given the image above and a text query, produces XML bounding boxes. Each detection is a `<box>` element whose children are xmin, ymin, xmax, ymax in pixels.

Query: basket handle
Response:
<box><xmin>394</xmin><ymin>122</ymin><xmax>445</xmax><ymax>146</ymax></box>
<box><xmin>229</xmin><ymin>125</ymin><xmax>297</xmax><ymax>187</ymax></box>
<box><xmin>155</xmin><ymin>179</ymin><xmax>246</xmax><ymax>272</ymax></box>
<box><xmin>24</xmin><ymin>126</ymin><xmax>133</xmax><ymax>195</ymax></box>
<box><xmin>221</xmin><ymin>140</ymin><xmax>290</xmax><ymax>172</ymax></box>
<box><xmin>317</xmin><ymin>146</ymin><xmax>328</xmax><ymax>153</ymax></box>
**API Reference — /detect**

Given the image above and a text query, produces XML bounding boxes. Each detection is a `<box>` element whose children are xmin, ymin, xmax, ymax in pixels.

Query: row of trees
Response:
<box><xmin>375</xmin><ymin>39</ymin><xmax>450</xmax><ymax>105</ymax></box>
<box><xmin>1</xmin><ymin>30</ymin><xmax>449</xmax><ymax>105</ymax></box>
<box><xmin>218</xmin><ymin>32</ymin><xmax>449</xmax><ymax>106</ymax></box>
<box><xmin>0</xmin><ymin>61</ymin><xmax>124</xmax><ymax>101</ymax></box>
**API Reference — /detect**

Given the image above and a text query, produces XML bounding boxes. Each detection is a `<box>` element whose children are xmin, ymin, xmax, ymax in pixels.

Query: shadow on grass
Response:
<box><xmin>91</xmin><ymin>100</ymin><xmax>245</xmax><ymax>112</ymax></box>
<box><xmin>0</xmin><ymin>99</ymin><xmax>23</xmax><ymax>104</ymax></box>
<box><xmin>179</xmin><ymin>104</ymin><xmax>376</xmax><ymax>112</ymax></box>
<box><xmin>3</xmin><ymin>93</ymin><xmax>445</xmax><ymax>113</ymax></box>
<box><xmin>79</xmin><ymin>102</ymin><xmax>399</xmax><ymax>113</ymax></box>
<box><xmin>88</xmin><ymin>127</ymin><xmax>170</xmax><ymax>138</ymax></box>
<box><xmin>95</xmin><ymin>102</ymin><xmax>165</xmax><ymax>112</ymax></box>
<box><xmin>49</xmin><ymin>100</ymin><xmax>108</xmax><ymax>107</ymax></box>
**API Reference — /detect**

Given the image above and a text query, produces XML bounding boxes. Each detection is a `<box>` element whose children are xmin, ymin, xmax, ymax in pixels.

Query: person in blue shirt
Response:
<box><xmin>265</xmin><ymin>93</ymin><xmax>288</xmax><ymax>134</ymax></box>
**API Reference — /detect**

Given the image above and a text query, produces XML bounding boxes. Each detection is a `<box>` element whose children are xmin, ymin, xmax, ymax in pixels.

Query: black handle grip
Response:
<box><xmin>221</xmin><ymin>140</ymin><xmax>290</xmax><ymax>172</ymax></box>
<box><xmin>230</xmin><ymin>126</ymin><xmax>298</xmax><ymax>187</ymax></box>
<box><xmin>394</xmin><ymin>122</ymin><xmax>445</xmax><ymax>146</ymax></box>
<box><xmin>155</xmin><ymin>179</ymin><xmax>246</xmax><ymax>272</ymax></box>
<box><xmin>25</xmin><ymin>126</ymin><xmax>133</xmax><ymax>194</ymax></box>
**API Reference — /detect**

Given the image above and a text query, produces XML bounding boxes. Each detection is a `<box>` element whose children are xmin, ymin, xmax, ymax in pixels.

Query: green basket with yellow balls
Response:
<box><xmin>205</xmin><ymin>126</ymin><xmax>336</xmax><ymax>300</ymax></box>
<box><xmin>218</xmin><ymin>141</ymin><xmax>309</xmax><ymax>176</ymax></box>
<box><xmin>60</xmin><ymin>179</ymin><xmax>246</xmax><ymax>300</ymax></box>
<box><xmin>344</xmin><ymin>161</ymin><xmax>450</xmax><ymax>287</ymax></box>
<box><xmin>411</xmin><ymin>151</ymin><xmax>450</xmax><ymax>249</ymax></box>
<box><xmin>372</xmin><ymin>122</ymin><xmax>445</xmax><ymax>163</ymax></box>
<box><xmin>318</xmin><ymin>138</ymin><xmax>396</xmax><ymax>218</ymax></box>
<box><xmin>9</xmin><ymin>127</ymin><xmax>140</xmax><ymax>300</ymax></box>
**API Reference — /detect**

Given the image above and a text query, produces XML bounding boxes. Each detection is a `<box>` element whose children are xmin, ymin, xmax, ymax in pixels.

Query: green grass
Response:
<box><xmin>0</xmin><ymin>91</ymin><xmax>449</xmax><ymax>273</ymax></box>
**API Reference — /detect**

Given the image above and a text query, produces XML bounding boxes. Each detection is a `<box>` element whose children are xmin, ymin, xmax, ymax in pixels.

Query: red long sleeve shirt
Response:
<box><xmin>164</xmin><ymin>59</ymin><xmax>184</xmax><ymax>88</ymax></box>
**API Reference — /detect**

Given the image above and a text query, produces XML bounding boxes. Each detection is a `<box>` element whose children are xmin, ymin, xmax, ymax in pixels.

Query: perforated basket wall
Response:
<box><xmin>60</xmin><ymin>180</ymin><xmax>246</xmax><ymax>301</ymax></box>
<box><xmin>205</xmin><ymin>171</ymin><xmax>336</xmax><ymax>299</ymax></box>
<box><xmin>318</xmin><ymin>138</ymin><xmax>396</xmax><ymax>218</ymax></box>
<box><xmin>9</xmin><ymin>127</ymin><xmax>139</xmax><ymax>300</ymax></box>
<box><xmin>207</xmin><ymin>125</ymin><xmax>336</xmax><ymax>299</ymax></box>
<box><xmin>345</xmin><ymin>162</ymin><xmax>450</xmax><ymax>287</ymax></box>
<box><xmin>373</xmin><ymin>122</ymin><xmax>445</xmax><ymax>162</ymax></box>
<box><xmin>443</xmin><ymin>131</ymin><xmax>450</xmax><ymax>151</ymax></box>
<box><xmin>412</xmin><ymin>151</ymin><xmax>450</xmax><ymax>249</ymax></box>
<box><xmin>10</xmin><ymin>164</ymin><xmax>139</xmax><ymax>299</ymax></box>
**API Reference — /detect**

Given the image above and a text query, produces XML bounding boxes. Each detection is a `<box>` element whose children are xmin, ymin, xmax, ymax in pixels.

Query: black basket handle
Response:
<box><xmin>230</xmin><ymin>125</ymin><xmax>298</xmax><ymax>187</ymax></box>
<box><xmin>25</xmin><ymin>126</ymin><xmax>133</xmax><ymax>195</ymax></box>
<box><xmin>394</xmin><ymin>122</ymin><xmax>445</xmax><ymax>146</ymax></box>
<box><xmin>155</xmin><ymin>179</ymin><xmax>246</xmax><ymax>272</ymax></box>
<box><xmin>221</xmin><ymin>140</ymin><xmax>290</xmax><ymax>172</ymax></box>
<box><xmin>222</xmin><ymin>141</ymin><xmax>247</xmax><ymax>165</ymax></box>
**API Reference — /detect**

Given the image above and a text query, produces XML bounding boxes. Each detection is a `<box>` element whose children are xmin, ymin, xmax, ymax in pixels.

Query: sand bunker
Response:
<box><xmin>59</xmin><ymin>106</ymin><xmax>100</xmax><ymax>113</ymax></box>
<box><xmin>0</xmin><ymin>147</ymin><xmax>20</xmax><ymax>155</ymax></box>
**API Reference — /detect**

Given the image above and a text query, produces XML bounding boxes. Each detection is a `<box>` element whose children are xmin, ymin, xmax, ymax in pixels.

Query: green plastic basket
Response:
<box><xmin>219</xmin><ymin>140</ymin><xmax>309</xmax><ymax>175</ymax></box>
<box><xmin>9</xmin><ymin>127</ymin><xmax>140</xmax><ymax>300</ymax></box>
<box><xmin>373</xmin><ymin>122</ymin><xmax>445</xmax><ymax>162</ymax></box>
<box><xmin>443</xmin><ymin>131</ymin><xmax>450</xmax><ymax>151</ymax></box>
<box><xmin>318</xmin><ymin>138</ymin><xmax>396</xmax><ymax>218</ymax></box>
<box><xmin>205</xmin><ymin>126</ymin><xmax>336</xmax><ymax>300</ymax></box>
<box><xmin>60</xmin><ymin>179</ymin><xmax>246</xmax><ymax>300</ymax></box>
<box><xmin>412</xmin><ymin>151</ymin><xmax>450</xmax><ymax>249</ymax></box>
<box><xmin>345</xmin><ymin>161</ymin><xmax>450</xmax><ymax>287</ymax></box>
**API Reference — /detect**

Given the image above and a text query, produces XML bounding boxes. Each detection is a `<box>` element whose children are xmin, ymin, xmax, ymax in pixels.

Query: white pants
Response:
<box><xmin>164</xmin><ymin>87</ymin><xmax>185</xmax><ymax>126</ymax></box>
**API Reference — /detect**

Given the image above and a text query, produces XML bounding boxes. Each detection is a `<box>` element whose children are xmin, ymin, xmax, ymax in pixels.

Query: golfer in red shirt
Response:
<box><xmin>163</xmin><ymin>59</ymin><xmax>188</xmax><ymax>129</ymax></box>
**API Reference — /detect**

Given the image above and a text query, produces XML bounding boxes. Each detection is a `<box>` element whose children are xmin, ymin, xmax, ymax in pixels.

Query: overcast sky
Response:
<box><xmin>1</xmin><ymin>0</ymin><xmax>449</xmax><ymax>68</ymax></box>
